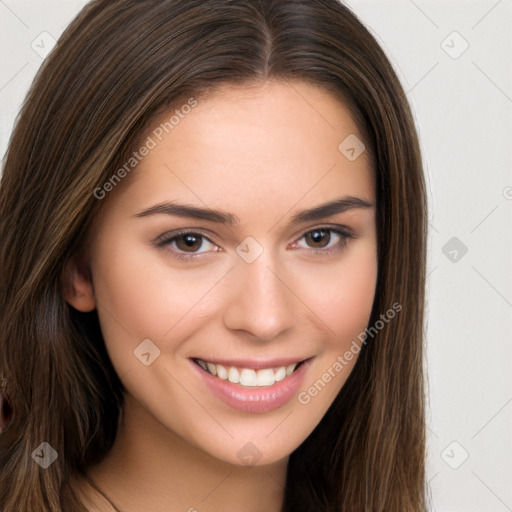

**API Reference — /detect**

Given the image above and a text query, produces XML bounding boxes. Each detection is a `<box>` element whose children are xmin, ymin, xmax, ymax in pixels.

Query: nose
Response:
<box><xmin>222</xmin><ymin>254</ymin><xmax>296</xmax><ymax>341</ymax></box>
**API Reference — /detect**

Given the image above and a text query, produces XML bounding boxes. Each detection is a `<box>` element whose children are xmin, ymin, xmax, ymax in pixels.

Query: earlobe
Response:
<box><xmin>60</xmin><ymin>256</ymin><xmax>96</xmax><ymax>312</ymax></box>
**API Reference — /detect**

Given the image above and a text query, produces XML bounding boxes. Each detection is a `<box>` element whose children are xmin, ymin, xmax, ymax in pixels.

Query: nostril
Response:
<box><xmin>0</xmin><ymin>388</ymin><xmax>15</xmax><ymax>434</ymax></box>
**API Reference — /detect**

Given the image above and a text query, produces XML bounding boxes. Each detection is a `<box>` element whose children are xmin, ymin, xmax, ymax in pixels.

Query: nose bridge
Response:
<box><xmin>222</xmin><ymin>248</ymin><xmax>295</xmax><ymax>340</ymax></box>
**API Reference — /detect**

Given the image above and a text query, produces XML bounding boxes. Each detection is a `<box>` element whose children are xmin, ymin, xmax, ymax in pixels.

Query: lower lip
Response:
<box><xmin>191</xmin><ymin>359</ymin><xmax>312</xmax><ymax>413</ymax></box>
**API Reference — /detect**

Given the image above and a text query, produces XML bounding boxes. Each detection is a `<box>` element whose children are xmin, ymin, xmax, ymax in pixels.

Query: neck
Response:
<box><xmin>83</xmin><ymin>394</ymin><xmax>288</xmax><ymax>512</ymax></box>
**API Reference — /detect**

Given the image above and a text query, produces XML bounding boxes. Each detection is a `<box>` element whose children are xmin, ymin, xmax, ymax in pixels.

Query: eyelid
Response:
<box><xmin>290</xmin><ymin>225</ymin><xmax>354</xmax><ymax>252</ymax></box>
<box><xmin>154</xmin><ymin>224</ymin><xmax>355</xmax><ymax>259</ymax></box>
<box><xmin>294</xmin><ymin>223</ymin><xmax>354</xmax><ymax>240</ymax></box>
<box><xmin>153</xmin><ymin>228</ymin><xmax>221</xmax><ymax>259</ymax></box>
<box><xmin>153</xmin><ymin>228</ymin><xmax>216</xmax><ymax>245</ymax></box>
<box><xmin>299</xmin><ymin>224</ymin><xmax>355</xmax><ymax>238</ymax></box>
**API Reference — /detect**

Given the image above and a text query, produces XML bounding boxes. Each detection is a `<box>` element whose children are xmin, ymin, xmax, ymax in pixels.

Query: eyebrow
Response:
<box><xmin>135</xmin><ymin>196</ymin><xmax>373</xmax><ymax>226</ymax></box>
<box><xmin>290</xmin><ymin>196</ymin><xmax>373</xmax><ymax>224</ymax></box>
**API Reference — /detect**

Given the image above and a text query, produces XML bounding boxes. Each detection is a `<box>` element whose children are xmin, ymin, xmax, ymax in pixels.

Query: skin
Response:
<box><xmin>64</xmin><ymin>80</ymin><xmax>378</xmax><ymax>512</ymax></box>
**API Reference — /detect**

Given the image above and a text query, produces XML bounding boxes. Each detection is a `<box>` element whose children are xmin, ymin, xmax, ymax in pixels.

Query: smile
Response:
<box><xmin>193</xmin><ymin>358</ymin><xmax>302</xmax><ymax>387</ymax></box>
<box><xmin>191</xmin><ymin>356</ymin><xmax>312</xmax><ymax>413</ymax></box>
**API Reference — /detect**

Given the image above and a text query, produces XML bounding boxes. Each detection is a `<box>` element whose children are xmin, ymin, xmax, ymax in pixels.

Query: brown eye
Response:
<box><xmin>293</xmin><ymin>227</ymin><xmax>352</xmax><ymax>253</ymax></box>
<box><xmin>304</xmin><ymin>229</ymin><xmax>331</xmax><ymax>248</ymax></box>
<box><xmin>155</xmin><ymin>230</ymin><xmax>219</xmax><ymax>257</ymax></box>
<box><xmin>174</xmin><ymin>233</ymin><xmax>204</xmax><ymax>252</ymax></box>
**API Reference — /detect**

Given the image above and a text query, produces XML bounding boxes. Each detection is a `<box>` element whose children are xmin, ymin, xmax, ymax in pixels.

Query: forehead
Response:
<box><xmin>110</xmin><ymin>80</ymin><xmax>374</xmax><ymax>214</ymax></box>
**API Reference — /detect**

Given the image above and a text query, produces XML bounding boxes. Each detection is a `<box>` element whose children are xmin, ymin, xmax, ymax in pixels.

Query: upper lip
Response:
<box><xmin>191</xmin><ymin>356</ymin><xmax>312</xmax><ymax>369</ymax></box>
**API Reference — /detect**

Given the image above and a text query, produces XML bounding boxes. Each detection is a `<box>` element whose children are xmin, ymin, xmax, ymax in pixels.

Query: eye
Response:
<box><xmin>293</xmin><ymin>227</ymin><xmax>352</xmax><ymax>253</ymax></box>
<box><xmin>155</xmin><ymin>230</ymin><xmax>220</xmax><ymax>257</ymax></box>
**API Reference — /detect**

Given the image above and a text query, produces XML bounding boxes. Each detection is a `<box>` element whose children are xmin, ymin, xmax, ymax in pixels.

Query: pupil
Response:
<box><xmin>308</xmin><ymin>230</ymin><xmax>329</xmax><ymax>248</ymax></box>
<box><xmin>178</xmin><ymin>234</ymin><xmax>201</xmax><ymax>251</ymax></box>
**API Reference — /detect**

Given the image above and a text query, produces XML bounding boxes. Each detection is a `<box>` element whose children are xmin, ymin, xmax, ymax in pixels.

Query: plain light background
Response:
<box><xmin>1</xmin><ymin>1</ymin><xmax>511</xmax><ymax>510</ymax></box>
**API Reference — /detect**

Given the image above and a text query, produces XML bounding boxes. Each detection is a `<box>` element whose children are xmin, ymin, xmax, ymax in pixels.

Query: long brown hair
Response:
<box><xmin>0</xmin><ymin>0</ymin><xmax>428</xmax><ymax>510</ymax></box>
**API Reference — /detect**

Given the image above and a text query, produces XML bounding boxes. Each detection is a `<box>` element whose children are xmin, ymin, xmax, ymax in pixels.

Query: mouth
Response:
<box><xmin>192</xmin><ymin>358</ymin><xmax>306</xmax><ymax>388</ymax></box>
<box><xmin>190</xmin><ymin>356</ymin><xmax>313</xmax><ymax>413</ymax></box>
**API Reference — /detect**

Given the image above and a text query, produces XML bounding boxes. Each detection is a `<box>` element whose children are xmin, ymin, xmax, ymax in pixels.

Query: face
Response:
<box><xmin>69</xmin><ymin>80</ymin><xmax>377</xmax><ymax>466</ymax></box>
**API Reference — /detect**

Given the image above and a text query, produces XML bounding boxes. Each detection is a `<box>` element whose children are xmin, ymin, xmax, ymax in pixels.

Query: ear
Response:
<box><xmin>60</xmin><ymin>251</ymin><xmax>96</xmax><ymax>312</ymax></box>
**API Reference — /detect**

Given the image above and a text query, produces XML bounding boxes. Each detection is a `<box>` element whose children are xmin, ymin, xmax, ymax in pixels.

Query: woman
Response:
<box><xmin>0</xmin><ymin>0</ymin><xmax>428</xmax><ymax>510</ymax></box>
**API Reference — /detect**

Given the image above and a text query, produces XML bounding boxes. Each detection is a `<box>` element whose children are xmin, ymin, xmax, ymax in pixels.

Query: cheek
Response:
<box><xmin>90</xmin><ymin>233</ymin><xmax>230</xmax><ymax>358</ymax></box>
<box><xmin>299</xmin><ymin>248</ymin><xmax>378</xmax><ymax>349</ymax></box>
<box><xmin>88</xmin><ymin>235</ymin><xmax>217</xmax><ymax>436</ymax></box>
<box><xmin>335</xmin><ymin>260</ymin><xmax>377</xmax><ymax>340</ymax></box>
<box><xmin>292</xmin><ymin>250</ymin><xmax>377</xmax><ymax>426</ymax></box>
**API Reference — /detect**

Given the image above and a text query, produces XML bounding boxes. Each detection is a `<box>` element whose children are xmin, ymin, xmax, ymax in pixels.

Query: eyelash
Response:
<box><xmin>154</xmin><ymin>226</ymin><xmax>354</xmax><ymax>260</ymax></box>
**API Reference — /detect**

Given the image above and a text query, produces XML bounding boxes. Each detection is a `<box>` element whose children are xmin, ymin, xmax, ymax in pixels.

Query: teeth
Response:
<box><xmin>240</xmin><ymin>369</ymin><xmax>258</xmax><ymax>386</ymax></box>
<box><xmin>216</xmin><ymin>364</ymin><xmax>228</xmax><ymax>380</ymax></box>
<box><xmin>228</xmin><ymin>367</ymin><xmax>240</xmax><ymax>383</ymax></box>
<box><xmin>256</xmin><ymin>368</ymin><xmax>275</xmax><ymax>386</ymax></box>
<box><xmin>196</xmin><ymin>359</ymin><xmax>299</xmax><ymax>387</ymax></box>
<box><xmin>275</xmin><ymin>367</ymin><xmax>286</xmax><ymax>382</ymax></box>
<box><xmin>206</xmin><ymin>362</ymin><xmax>217</xmax><ymax>376</ymax></box>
